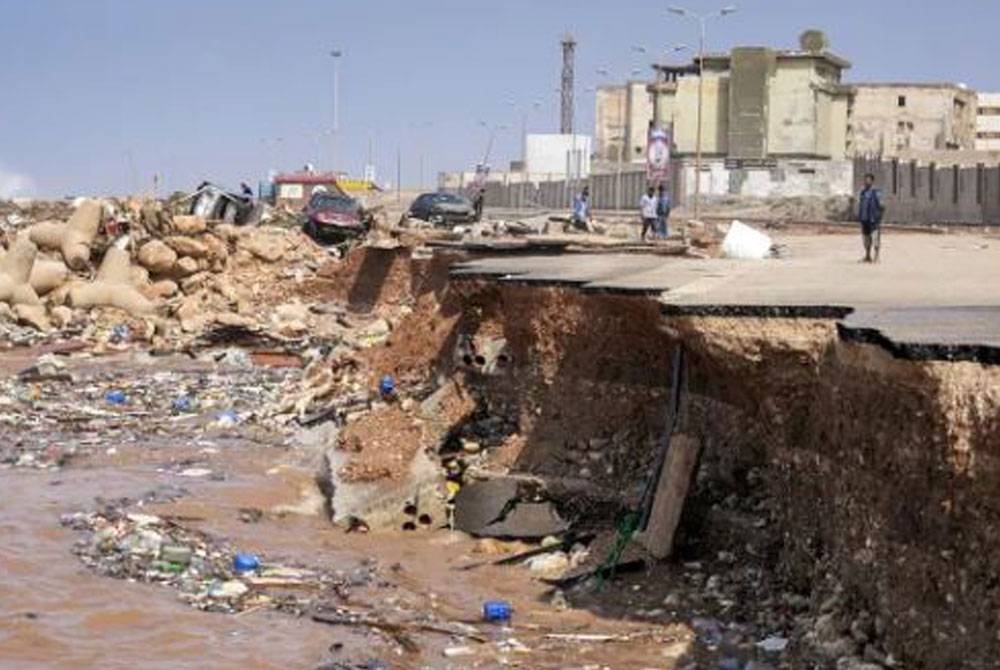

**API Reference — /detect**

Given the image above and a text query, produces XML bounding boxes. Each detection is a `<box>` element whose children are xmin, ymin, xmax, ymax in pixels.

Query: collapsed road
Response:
<box><xmin>2</xmin><ymin>198</ymin><xmax>1000</xmax><ymax>670</ymax></box>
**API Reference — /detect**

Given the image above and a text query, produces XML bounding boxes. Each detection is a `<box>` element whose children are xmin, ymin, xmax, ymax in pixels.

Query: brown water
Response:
<box><xmin>0</xmin><ymin>354</ymin><xmax>689</xmax><ymax>670</ymax></box>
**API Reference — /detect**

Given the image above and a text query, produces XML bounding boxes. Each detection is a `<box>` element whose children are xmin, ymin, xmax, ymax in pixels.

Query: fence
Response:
<box><xmin>480</xmin><ymin>168</ymin><xmax>681</xmax><ymax>211</ymax></box>
<box><xmin>855</xmin><ymin>156</ymin><xmax>1000</xmax><ymax>225</ymax></box>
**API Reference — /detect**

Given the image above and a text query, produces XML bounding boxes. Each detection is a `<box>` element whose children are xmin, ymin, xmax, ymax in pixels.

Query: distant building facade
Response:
<box><xmin>977</xmin><ymin>92</ymin><xmax>1000</xmax><ymax>151</ymax></box>
<box><xmin>594</xmin><ymin>81</ymin><xmax>653</xmax><ymax>165</ymax></box>
<box><xmin>850</xmin><ymin>84</ymin><xmax>977</xmax><ymax>156</ymax></box>
<box><xmin>646</xmin><ymin>35</ymin><xmax>853</xmax><ymax>162</ymax></box>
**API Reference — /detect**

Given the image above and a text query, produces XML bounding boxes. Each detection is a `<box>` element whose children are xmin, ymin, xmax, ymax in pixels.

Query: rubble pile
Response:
<box><xmin>0</xmin><ymin>197</ymin><xmax>332</xmax><ymax>346</ymax></box>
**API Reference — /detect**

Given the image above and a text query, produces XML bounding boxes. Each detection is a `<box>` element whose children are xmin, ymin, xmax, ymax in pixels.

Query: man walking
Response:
<box><xmin>572</xmin><ymin>186</ymin><xmax>591</xmax><ymax>231</ymax></box>
<box><xmin>858</xmin><ymin>172</ymin><xmax>884</xmax><ymax>263</ymax></box>
<box><xmin>656</xmin><ymin>184</ymin><xmax>671</xmax><ymax>239</ymax></box>
<box><xmin>640</xmin><ymin>186</ymin><xmax>657</xmax><ymax>241</ymax></box>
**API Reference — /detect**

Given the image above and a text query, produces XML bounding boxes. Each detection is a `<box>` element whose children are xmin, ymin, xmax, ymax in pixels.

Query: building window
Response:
<box><xmin>978</xmin><ymin>132</ymin><xmax>1000</xmax><ymax>139</ymax></box>
<box><xmin>897</xmin><ymin>95</ymin><xmax>907</xmax><ymax>108</ymax></box>
<box><xmin>978</xmin><ymin>106</ymin><xmax>1000</xmax><ymax>116</ymax></box>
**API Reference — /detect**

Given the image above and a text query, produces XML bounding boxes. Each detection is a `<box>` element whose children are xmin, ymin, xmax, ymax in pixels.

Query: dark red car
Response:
<box><xmin>302</xmin><ymin>192</ymin><xmax>368</xmax><ymax>244</ymax></box>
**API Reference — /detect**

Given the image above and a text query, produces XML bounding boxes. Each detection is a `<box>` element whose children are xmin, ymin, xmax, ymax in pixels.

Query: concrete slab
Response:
<box><xmin>451</xmin><ymin>231</ymin><xmax>1000</xmax><ymax>361</ymax></box>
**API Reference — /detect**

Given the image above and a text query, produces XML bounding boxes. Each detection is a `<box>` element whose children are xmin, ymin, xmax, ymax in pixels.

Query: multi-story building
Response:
<box><xmin>849</xmin><ymin>84</ymin><xmax>977</xmax><ymax>156</ymax></box>
<box><xmin>977</xmin><ymin>93</ymin><xmax>1000</xmax><ymax>151</ymax></box>
<box><xmin>594</xmin><ymin>81</ymin><xmax>653</xmax><ymax>165</ymax></box>
<box><xmin>648</xmin><ymin>43</ymin><xmax>853</xmax><ymax>162</ymax></box>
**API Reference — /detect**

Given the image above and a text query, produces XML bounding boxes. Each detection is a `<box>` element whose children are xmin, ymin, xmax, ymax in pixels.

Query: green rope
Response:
<box><xmin>596</xmin><ymin>511</ymin><xmax>640</xmax><ymax>588</ymax></box>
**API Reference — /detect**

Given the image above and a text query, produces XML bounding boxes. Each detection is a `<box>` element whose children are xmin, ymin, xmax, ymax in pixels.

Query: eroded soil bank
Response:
<box><xmin>4</xmin><ymin>243</ymin><xmax>1000</xmax><ymax>670</ymax></box>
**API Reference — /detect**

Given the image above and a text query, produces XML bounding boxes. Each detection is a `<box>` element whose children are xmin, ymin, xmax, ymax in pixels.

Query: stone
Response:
<box><xmin>209</xmin><ymin>580</ymin><xmax>249</xmax><ymax>599</ymax></box>
<box><xmin>165</xmin><ymin>236</ymin><xmax>209</xmax><ymax>259</ymax></box>
<box><xmin>526</xmin><ymin>551</ymin><xmax>570</xmax><ymax>575</ymax></box>
<box><xmin>144</xmin><ymin>279</ymin><xmax>178</xmax><ymax>300</ymax></box>
<box><xmin>174</xmin><ymin>256</ymin><xmax>199</xmax><ymax>276</ymax></box>
<box><xmin>137</xmin><ymin>240</ymin><xmax>178</xmax><ymax>274</ymax></box>
<box><xmin>172</xmin><ymin>215</ymin><xmax>207</xmax><ymax>235</ymax></box>
<box><xmin>442</xmin><ymin>647</ymin><xmax>475</xmax><ymax>658</ymax></box>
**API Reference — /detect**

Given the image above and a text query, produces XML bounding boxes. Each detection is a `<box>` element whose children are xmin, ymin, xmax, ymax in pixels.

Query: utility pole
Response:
<box><xmin>560</xmin><ymin>34</ymin><xmax>576</xmax><ymax>134</ymax></box>
<box><xmin>668</xmin><ymin>6</ymin><xmax>737</xmax><ymax>221</ymax></box>
<box><xmin>330</xmin><ymin>49</ymin><xmax>344</xmax><ymax>172</ymax></box>
<box><xmin>396</xmin><ymin>146</ymin><xmax>402</xmax><ymax>202</ymax></box>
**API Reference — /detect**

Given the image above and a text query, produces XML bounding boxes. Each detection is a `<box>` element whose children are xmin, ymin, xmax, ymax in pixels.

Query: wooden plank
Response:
<box><xmin>635</xmin><ymin>434</ymin><xmax>702</xmax><ymax>560</ymax></box>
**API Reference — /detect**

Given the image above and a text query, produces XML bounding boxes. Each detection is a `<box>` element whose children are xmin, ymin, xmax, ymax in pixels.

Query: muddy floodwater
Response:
<box><xmin>0</xmin><ymin>354</ymin><xmax>693</xmax><ymax>670</ymax></box>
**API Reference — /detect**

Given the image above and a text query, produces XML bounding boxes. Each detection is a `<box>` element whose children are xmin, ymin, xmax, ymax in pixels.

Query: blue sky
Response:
<box><xmin>1</xmin><ymin>0</ymin><xmax>997</xmax><ymax>197</ymax></box>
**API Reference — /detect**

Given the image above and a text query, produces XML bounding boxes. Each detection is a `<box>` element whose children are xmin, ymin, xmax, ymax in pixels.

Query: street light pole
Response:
<box><xmin>668</xmin><ymin>6</ymin><xmax>737</xmax><ymax>221</ymax></box>
<box><xmin>330</xmin><ymin>49</ymin><xmax>343</xmax><ymax>172</ymax></box>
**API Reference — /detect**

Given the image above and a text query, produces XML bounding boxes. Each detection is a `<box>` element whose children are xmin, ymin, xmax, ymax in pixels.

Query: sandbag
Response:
<box><xmin>27</xmin><ymin>199</ymin><xmax>103</xmax><ymax>270</ymax></box>
<box><xmin>0</xmin><ymin>237</ymin><xmax>42</xmax><ymax>306</ymax></box>
<box><xmin>29</xmin><ymin>259</ymin><xmax>69</xmax><ymax>296</ymax></box>
<box><xmin>67</xmin><ymin>247</ymin><xmax>155</xmax><ymax>315</ymax></box>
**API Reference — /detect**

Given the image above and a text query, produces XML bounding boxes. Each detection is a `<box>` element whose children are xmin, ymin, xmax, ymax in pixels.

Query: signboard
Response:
<box><xmin>646</xmin><ymin>125</ymin><xmax>672</xmax><ymax>185</ymax></box>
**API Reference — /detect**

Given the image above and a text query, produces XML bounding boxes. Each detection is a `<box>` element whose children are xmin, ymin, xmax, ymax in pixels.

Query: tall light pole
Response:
<box><xmin>668</xmin><ymin>6</ymin><xmax>737</xmax><ymax>221</ymax></box>
<box><xmin>330</xmin><ymin>49</ymin><xmax>344</xmax><ymax>173</ymax></box>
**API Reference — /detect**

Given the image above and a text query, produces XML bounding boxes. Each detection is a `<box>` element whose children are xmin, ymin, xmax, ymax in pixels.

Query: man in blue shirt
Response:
<box><xmin>656</xmin><ymin>185</ymin><xmax>671</xmax><ymax>239</ymax></box>
<box><xmin>572</xmin><ymin>186</ymin><xmax>591</xmax><ymax>231</ymax></box>
<box><xmin>858</xmin><ymin>172</ymin><xmax>884</xmax><ymax>263</ymax></box>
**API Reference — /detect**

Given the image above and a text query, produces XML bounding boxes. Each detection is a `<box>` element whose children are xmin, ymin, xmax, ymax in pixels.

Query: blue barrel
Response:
<box><xmin>482</xmin><ymin>600</ymin><xmax>512</xmax><ymax>623</ymax></box>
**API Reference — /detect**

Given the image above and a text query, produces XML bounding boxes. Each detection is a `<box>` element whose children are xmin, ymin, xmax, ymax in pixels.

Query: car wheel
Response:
<box><xmin>304</xmin><ymin>220</ymin><xmax>318</xmax><ymax>239</ymax></box>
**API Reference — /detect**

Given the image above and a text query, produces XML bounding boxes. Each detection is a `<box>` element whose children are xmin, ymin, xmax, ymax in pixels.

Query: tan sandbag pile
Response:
<box><xmin>27</xmin><ymin>199</ymin><xmax>103</xmax><ymax>270</ymax></box>
<box><xmin>29</xmin><ymin>259</ymin><xmax>70</xmax><ymax>296</ymax></box>
<box><xmin>67</xmin><ymin>246</ymin><xmax>156</xmax><ymax>315</ymax></box>
<box><xmin>0</xmin><ymin>236</ymin><xmax>42</xmax><ymax>307</ymax></box>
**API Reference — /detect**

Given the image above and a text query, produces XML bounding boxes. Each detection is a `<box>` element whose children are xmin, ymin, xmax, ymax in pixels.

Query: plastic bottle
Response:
<box><xmin>105</xmin><ymin>390</ymin><xmax>127</xmax><ymax>405</ymax></box>
<box><xmin>233</xmin><ymin>553</ymin><xmax>260</xmax><ymax>573</ymax></box>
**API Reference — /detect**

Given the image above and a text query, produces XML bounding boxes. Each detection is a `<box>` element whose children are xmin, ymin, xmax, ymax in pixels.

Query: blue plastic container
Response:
<box><xmin>233</xmin><ymin>553</ymin><xmax>260</xmax><ymax>573</ymax></box>
<box><xmin>378</xmin><ymin>375</ymin><xmax>395</xmax><ymax>397</ymax></box>
<box><xmin>482</xmin><ymin>600</ymin><xmax>512</xmax><ymax>623</ymax></box>
<box><xmin>172</xmin><ymin>396</ymin><xmax>193</xmax><ymax>413</ymax></box>
<box><xmin>105</xmin><ymin>390</ymin><xmax>126</xmax><ymax>405</ymax></box>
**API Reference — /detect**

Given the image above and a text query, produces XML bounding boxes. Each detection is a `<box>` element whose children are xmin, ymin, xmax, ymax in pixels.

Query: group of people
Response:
<box><xmin>570</xmin><ymin>173</ymin><xmax>884</xmax><ymax>260</ymax></box>
<box><xmin>570</xmin><ymin>184</ymin><xmax>672</xmax><ymax>241</ymax></box>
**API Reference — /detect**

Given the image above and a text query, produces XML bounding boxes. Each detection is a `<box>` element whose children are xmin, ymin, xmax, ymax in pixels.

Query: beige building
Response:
<box><xmin>849</xmin><ymin>84</ymin><xmax>977</xmax><ymax>156</ymax></box>
<box><xmin>647</xmin><ymin>38</ymin><xmax>853</xmax><ymax>161</ymax></box>
<box><xmin>594</xmin><ymin>81</ymin><xmax>653</xmax><ymax>165</ymax></box>
<box><xmin>977</xmin><ymin>92</ymin><xmax>1000</xmax><ymax>151</ymax></box>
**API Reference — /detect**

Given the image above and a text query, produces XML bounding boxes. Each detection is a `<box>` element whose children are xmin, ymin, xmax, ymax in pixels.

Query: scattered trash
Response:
<box><xmin>721</xmin><ymin>220</ymin><xmax>774</xmax><ymax>260</ymax></box>
<box><xmin>109</xmin><ymin>323</ymin><xmax>131</xmax><ymax>344</ymax></box>
<box><xmin>215</xmin><ymin>409</ymin><xmax>239</xmax><ymax>427</ymax></box>
<box><xmin>378</xmin><ymin>374</ymin><xmax>395</xmax><ymax>398</ymax></box>
<box><xmin>171</xmin><ymin>395</ymin><xmax>195</xmax><ymax>413</ymax></box>
<box><xmin>105</xmin><ymin>390</ymin><xmax>127</xmax><ymax>405</ymax></box>
<box><xmin>756</xmin><ymin>635</ymin><xmax>789</xmax><ymax>653</ymax></box>
<box><xmin>232</xmin><ymin>553</ymin><xmax>260</xmax><ymax>573</ymax></box>
<box><xmin>482</xmin><ymin>600</ymin><xmax>512</xmax><ymax>623</ymax></box>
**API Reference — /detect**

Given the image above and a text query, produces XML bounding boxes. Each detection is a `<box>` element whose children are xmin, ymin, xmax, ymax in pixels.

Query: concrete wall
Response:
<box><xmin>768</xmin><ymin>60</ymin><xmax>822</xmax><ymax>156</ymax></box>
<box><xmin>851</xmin><ymin>85</ymin><xmax>978</xmax><ymax>156</ymax></box>
<box><xmin>856</xmin><ymin>156</ymin><xmax>1000</xmax><ymax>224</ymax></box>
<box><xmin>977</xmin><ymin>92</ymin><xmax>1000</xmax><ymax>151</ymax></box>
<box><xmin>672</xmin><ymin>74</ymin><xmax>730</xmax><ymax>155</ymax></box>
<box><xmin>681</xmin><ymin>158</ymin><xmax>854</xmax><ymax>200</ymax></box>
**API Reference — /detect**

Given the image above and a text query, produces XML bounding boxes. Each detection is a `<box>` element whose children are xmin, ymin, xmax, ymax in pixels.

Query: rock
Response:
<box><xmin>835</xmin><ymin>658</ymin><xmax>884</xmax><ymax>670</ymax></box>
<box><xmin>14</xmin><ymin>304</ymin><xmax>50</xmax><ymax>331</ymax></box>
<box><xmin>241</xmin><ymin>230</ymin><xmax>287</xmax><ymax>262</ymax></box>
<box><xmin>461</xmin><ymin>439</ymin><xmax>482</xmax><ymax>454</ymax></box>
<box><xmin>821</xmin><ymin>637</ymin><xmax>859</xmax><ymax>660</ymax></box>
<box><xmin>137</xmin><ymin>240</ymin><xmax>178</xmax><ymax>274</ymax></box>
<box><xmin>144</xmin><ymin>279</ymin><xmax>179</xmax><ymax>299</ymax></box>
<box><xmin>165</xmin><ymin>236</ymin><xmax>209</xmax><ymax>259</ymax></box>
<box><xmin>718</xmin><ymin>658</ymin><xmax>742</xmax><ymax>670</ymax></box>
<box><xmin>50</xmin><ymin>305</ymin><xmax>75</xmax><ymax>328</ymax></box>
<box><xmin>174</xmin><ymin>256</ymin><xmax>199</xmax><ymax>276</ymax></box>
<box><xmin>172</xmin><ymin>215</ymin><xmax>207</xmax><ymax>235</ymax></box>
<box><xmin>209</xmin><ymin>580</ymin><xmax>248</xmax><ymax>599</ymax></box>
<box><xmin>814</xmin><ymin>612</ymin><xmax>842</xmax><ymax>643</ymax></box>
<box><xmin>526</xmin><ymin>551</ymin><xmax>570</xmax><ymax>575</ymax></box>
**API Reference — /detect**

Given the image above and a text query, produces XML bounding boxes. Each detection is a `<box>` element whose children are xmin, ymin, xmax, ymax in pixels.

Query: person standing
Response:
<box><xmin>472</xmin><ymin>188</ymin><xmax>485</xmax><ymax>222</ymax></box>
<box><xmin>858</xmin><ymin>172</ymin><xmax>884</xmax><ymax>262</ymax></box>
<box><xmin>640</xmin><ymin>186</ymin><xmax>657</xmax><ymax>241</ymax></box>
<box><xmin>572</xmin><ymin>186</ymin><xmax>591</xmax><ymax>231</ymax></box>
<box><xmin>655</xmin><ymin>184</ymin><xmax>671</xmax><ymax>239</ymax></box>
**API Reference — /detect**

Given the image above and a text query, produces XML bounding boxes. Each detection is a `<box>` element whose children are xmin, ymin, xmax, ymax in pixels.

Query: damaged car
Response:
<box><xmin>406</xmin><ymin>192</ymin><xmax>476</xmax><ymax>226</ymax></box>
<box><xmin>302</xmin><ymin>192</ymin><xmax>368</xmax><ymax>245</ymax></box>
<box><xmin>187</xmin><ymin>181</ymin><xmax>262</xmax><ymax>225</ymax></box>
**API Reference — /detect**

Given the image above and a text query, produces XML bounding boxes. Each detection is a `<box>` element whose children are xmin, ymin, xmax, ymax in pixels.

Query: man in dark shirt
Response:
<box><xmin>858</xmin><ymin>172</ymin><xmax>883</xmax><ymax>263</ymax></box>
